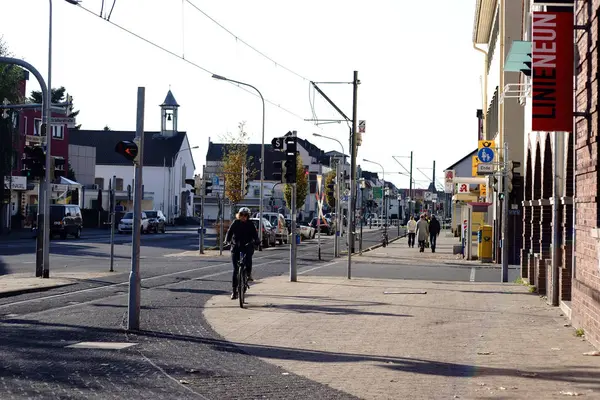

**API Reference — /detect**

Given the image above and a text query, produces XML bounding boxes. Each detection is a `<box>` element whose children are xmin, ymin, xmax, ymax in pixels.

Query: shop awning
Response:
<box><xmin>505</xmin><ymin>41</ymin><xmax>531</xmax><ymax>74</ymax></box>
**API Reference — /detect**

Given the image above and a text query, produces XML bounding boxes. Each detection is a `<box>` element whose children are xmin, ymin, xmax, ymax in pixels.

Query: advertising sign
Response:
<box><xmin>531</xmin><ymin>11</ymin><xmax>573</xmax><ymax>132</ymax></box>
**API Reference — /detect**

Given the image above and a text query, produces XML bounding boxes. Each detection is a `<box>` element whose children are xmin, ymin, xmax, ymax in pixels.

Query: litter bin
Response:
<box><xmin>296</xmin><ymin>233</ymin><xmax>301</xmax><ymax>244</ymax></box>
<box><xmin>478</xmin><ymin>225</ymin><xmax>493</xmax><ymax>262</ymax></box>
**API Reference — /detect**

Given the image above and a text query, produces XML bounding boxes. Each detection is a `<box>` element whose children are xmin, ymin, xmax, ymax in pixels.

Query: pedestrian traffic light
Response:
<box><xmin>21</xmin><ymin>145</ymin><xmax>45</xmax><ymax>178</ymax></box>
<box><xmin>127</xmin><ymin>184</ymin><xmax>132</xmax><ymax>201</ymax></box>
<box><xmin>507</xmin><ymin>160</ymin><xmax>521</xmax><ymax>193</ymax></box>
<box><xmin>114</xmin><ymin>140</ymin><xmax>139</xmax><ymax>162</ymax></box>
<box><xmin>273</xmin><ymin>160</ymin><xmax>283</xmax><ymax>182</ymax></box>
<box><xmin>53</xmin><ymin>157</ymin><xmax>66</xmax><ymax>178</ymax></box>
<box><xmin>284</xmin><ymin>136</ymin><xmax>297</xmax><ymax>184</ymax></box>
<box><xmin>205</xmin><ymin>181</ymin><xmax>213</xmax><ymax>195</ymax></box>
<box><xmin>185</xmin><ymin>178</ymin><xmax>196</xmax><ymax>194</ymax></box>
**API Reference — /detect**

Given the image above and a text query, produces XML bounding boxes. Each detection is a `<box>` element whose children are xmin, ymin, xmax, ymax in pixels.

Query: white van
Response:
<box><xmin>254</xmin><ymin>212</ymin><xmax>289</xmax><ymax>244</ymax></box>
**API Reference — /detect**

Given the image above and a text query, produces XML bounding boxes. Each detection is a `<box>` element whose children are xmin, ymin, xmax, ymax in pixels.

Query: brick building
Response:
<box><xmin>573</xmin><ymin>0</ymin><xmax>600</xmax><ymax>348</ymax></box>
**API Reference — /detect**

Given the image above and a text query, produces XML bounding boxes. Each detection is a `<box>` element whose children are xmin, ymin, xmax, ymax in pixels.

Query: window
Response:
<box><xmin>22</xmin><ymin>117</ymin><xmax>27</xmax><ymax>136</ymax></box>
<box><xmin>95</xmin><ymin>177</ymin><xmax>104</xmax><ymax>190</ymax></box>
<box><xmin>253</xmin><ymin>188</ymin><xmax>260</xmax><ymax>197</ymax></box>
<box><xmin>115</xmin><ymin>178</ymin><xmax>124</xmax><ymax>191</ymax></box>
<box><xmin>33</xmin><ymin>118</ymin><xmax>42</xmax><ymax>136</ymax></box>
<box><xmin>181</xmin><ymin>165</ymin><xmax>187</xmax><ymax>188</ymax></box>
<box><xmin>51</xmin><ymin>125</ymin><xmax>64</xmax><ymax>139</ymax></box>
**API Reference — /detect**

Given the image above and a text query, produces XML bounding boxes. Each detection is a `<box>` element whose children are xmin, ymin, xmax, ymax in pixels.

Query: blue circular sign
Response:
<box><xmin>477</xmin><ymin>147</ymin><xmax>495</xmax><ymax>163</ymax></box>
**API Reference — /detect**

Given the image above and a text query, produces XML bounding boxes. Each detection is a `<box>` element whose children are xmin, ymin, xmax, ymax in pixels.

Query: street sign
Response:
<box><xmin>477</xmin><ymin>147</ymin><xmax>495</xmax><ymax>163</ymax></box>
<box><xmin>444</xmin><ymin>182</ymin><xmax>454</xmax><ymax>193</ymax></box>
<box><xmin>212</xmin><ymin>176</ymin><xmax>219</xmax><ymax>186</ymax></box>
<box><xmin>50</xmin><ymin>117</ymin><xmax>76</xmax><ymax>125</ymax></box>
<box><xmin>477</xmin><ymin>163</ymin><xmax>494</xmax><ymax>174</ymax></box>
<box><xmin>480</xmin><ymin>184</ymin><xmax>487</xmax><ymax>197</ymax></box>
<box><xmin>457</xmin><ymin>183</ymin><xmax>470</xmax><ymax>194</ymax></box>
<box><xmin>444</xmin><ymin>170</ymin><xmax>455</xmax><ymax>182</ymax></box>
<box><xmin>424</xmin><ymin>192</ymin><xmax>433</xmax><ymax>201</ymax></box>
<box><xmin>344</xmin><ymin>188</ymin><xmax>350</xmax><ymax>196</ymax></box>
<box><xmin>25</xmin><ymin>135</ymin><xmax>45</xmax><ymax>144</ymax></box>
<box><xmin>51</xmin><ymin>184</ymin><xmax>68</xmax><ymax>192</ymax></box>
<box><xmin>359</xmin><ymin>120</ymin><xmax>366</xmax><ymax>133</ymax></box>
<box><xmin>478</xmin><ymin>140</ymin><xmax>495</xmax><ymax>150</ymax></box>
<box><xmin>4</xmin><ymin>176</ymin><xmax>27</xmax><ymax>190</ymax></box>
<box><xmin>472</xmin><ymin>156</ymin><xmax>480</xmax><ymax>177</ymax></box>
<box><xmin>271</xmin><ymin>137</ymin><xmax>284</xmax><ymax>151</ymax></box>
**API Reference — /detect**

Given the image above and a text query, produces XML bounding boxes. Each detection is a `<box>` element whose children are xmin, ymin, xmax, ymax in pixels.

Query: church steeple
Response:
<box><xmin>160</xmin><ymin>89</ymin><xmax>179</xmax><ymax>138</ymax></box>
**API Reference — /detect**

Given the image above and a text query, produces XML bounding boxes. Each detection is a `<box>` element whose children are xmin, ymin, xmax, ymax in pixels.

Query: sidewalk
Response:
<box><xmin>203</xmin><ymin>235</ymin><xmax>600</xmax><ymax>399</ymax></box>
<box><xmin>0</xmin><ymin>272</ymin><xmax>116</xmax><ymax>298</ymax></box>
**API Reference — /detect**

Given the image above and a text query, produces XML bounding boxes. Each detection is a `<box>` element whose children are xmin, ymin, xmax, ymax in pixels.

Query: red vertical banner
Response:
<box><xmin>531</xmin><ymin>11</ymin><xmax>573</xmax><ymax>132</ymax></box>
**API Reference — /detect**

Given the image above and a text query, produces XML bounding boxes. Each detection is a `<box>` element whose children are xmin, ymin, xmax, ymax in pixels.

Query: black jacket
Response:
<box><xmin>225</xmin><ymin>219</ymin><xmax>259</xmax><ymax>247</ymax></box>
<box><xmin>429</xmin><ymin>218</ymin><xmax>441</xmax><ymax>236</ymax></box>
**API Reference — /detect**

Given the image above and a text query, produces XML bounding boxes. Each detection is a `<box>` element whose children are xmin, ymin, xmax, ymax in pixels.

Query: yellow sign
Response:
<box><xmin>480</xmin><ymin>184</ymin><xmax>487</xmax><ymax>197</ymax></box>
<box><xmin>478</xmin><ymin>140</ymin><xmax>495</xmax><ymax>150</ymax></box>
<box><xmin>471</xmin><ymin>156</ymin><xmax>480</xmax><ymax>177</ymax></box>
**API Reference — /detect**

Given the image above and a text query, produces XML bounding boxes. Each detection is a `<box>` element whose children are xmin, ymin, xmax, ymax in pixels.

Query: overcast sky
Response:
<box><xmin>1</xmin><ymin>0</ymin><xmax>483</xmax><ymax>189</ymax></box>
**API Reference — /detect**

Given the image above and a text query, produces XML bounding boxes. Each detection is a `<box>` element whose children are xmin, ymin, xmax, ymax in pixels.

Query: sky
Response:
<box><xmin>1</xmin><ymin>0</ymin><xmax>483</xmax><ymax>190</ymax></box>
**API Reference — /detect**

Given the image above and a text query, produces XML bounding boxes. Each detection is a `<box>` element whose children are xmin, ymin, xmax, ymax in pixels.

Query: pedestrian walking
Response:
<box><xmin>406</xmin><ymin>216</ymin><xmax>417</xmax><ymax>248</ymax></box>
<box><xmin>429</xmin><ymin>215</ymin><xmax>441</xmax><ymax>253</ymax></box>
<box><xmin>416</xmin><ymin>214</ymin><xmax>429</xmax><ymax>253</ymax></box>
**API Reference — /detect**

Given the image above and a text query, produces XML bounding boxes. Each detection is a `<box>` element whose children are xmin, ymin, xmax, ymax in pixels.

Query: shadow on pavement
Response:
<box><xmin>1</xmin><ymin>318</ymin><xmax>598</xmax><ymax>390</ymax></box>
<box><xmin>251</xmin><ymin>302</ymin><xmax>413</xmax><ymax>318</ymax></box>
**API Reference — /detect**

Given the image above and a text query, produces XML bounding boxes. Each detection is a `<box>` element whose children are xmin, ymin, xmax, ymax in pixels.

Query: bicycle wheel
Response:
<box><xmin>238</xmin><ymin>264</ymin><xmax>245</xmax><ymax>308</ymax></box>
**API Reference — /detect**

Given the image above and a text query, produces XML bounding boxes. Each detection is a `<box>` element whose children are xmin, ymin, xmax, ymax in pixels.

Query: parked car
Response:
<box><xmin>49</xmin><ymin>204</ymin><xmax>83</xmax><ymax>239</ymax></box>
<box><xmin>118</xmin><ymin>211</ymin><xmax>150</xmax><ymax>234</ymax></box>
<box><xmin>250</xmin><ymin>217</ymin><xmax>276</xmax><ymax>248</ymax></box>
<box><xmin>144</xmin><ymin>210</ymin><xmax>166</xmax><ymax>233</ymax></box>
<box><xmin>299</xmin><ymin>224</ymin><xmax>315</xmax><ymax>239</ymax></box>
<box><xmin>309</xmin><ymin>217</ymin><xmax>334</xmax><ymax>235</ymax></box>
<box><xmin>254</xmin><ymin>212</ymin><xmax>289</xmax><ymax>244</ymax></box>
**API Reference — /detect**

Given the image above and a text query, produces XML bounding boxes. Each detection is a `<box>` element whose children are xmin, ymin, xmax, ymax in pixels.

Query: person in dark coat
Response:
<box><xmin>429</xmin><ymin>215</ymin><xmax>441</xmax><ymax>253</ymax></box>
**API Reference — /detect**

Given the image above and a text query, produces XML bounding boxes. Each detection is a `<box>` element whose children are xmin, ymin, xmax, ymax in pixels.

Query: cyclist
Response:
<box><xmin>224</xmin><ymin>207</ymin><xmax>259</xmax><ymax>300</ymax></box>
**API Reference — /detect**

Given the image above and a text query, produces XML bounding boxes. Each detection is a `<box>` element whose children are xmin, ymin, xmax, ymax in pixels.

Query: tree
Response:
<box><xmin>67</xmin><ymin>162</ymin><xmax>76</xmax><ymax>181</ymax></box>
<box><xmin>324</xmin><ymin>170</ymin><xmax>336</xmax><ymax>209</ymax></box>
<box><xmin>103</xmin><ymin>125</ymin><xmax>111</xmax><ymax>131</ymax></box>
<box><xmin>284</xmin><ymin>153</ymin><xmax>309</xmax><ymax>210</ymax></box>
<box><xmin>0</xmin><ymin>37</ymin><xmax>23</xmax><ymax>104</ymax></box>
<box><xmin>29</xmin><ymin>86</ymin><xmax>81</xmax><ymax>129</ymax></box>
<box><xmin>221</xmin><ymin>122</ymin><xmax>256</xmax><ymax>208</ymax></box>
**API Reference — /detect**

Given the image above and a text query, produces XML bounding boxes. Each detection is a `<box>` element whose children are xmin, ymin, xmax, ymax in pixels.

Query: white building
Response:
<box><xmin>69</xmin><ymin>90</ymin><xmax>196</xmax><ymax>222</ymax></box>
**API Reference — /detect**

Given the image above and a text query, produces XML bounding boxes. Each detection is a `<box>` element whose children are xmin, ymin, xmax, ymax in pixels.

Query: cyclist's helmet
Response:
<box><xmin>238</xmin><ymin>207</ymin><xmax>251</xmax><ymax>216</ymax></box>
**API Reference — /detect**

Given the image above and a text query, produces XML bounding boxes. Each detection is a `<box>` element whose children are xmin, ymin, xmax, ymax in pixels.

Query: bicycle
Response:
<box><xmin>235</xmin><ymin>242</ymin><xmax>253</xmax><ymax>308</ymax></box>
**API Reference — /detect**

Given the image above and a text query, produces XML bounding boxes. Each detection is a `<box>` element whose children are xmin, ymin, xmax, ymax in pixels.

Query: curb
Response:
<box><xmin>358</xmin><ymin>233</ymin><xmax>406</xmax><ymax>255</ymax></box>
<box><xmin>0</xmin><ymin>282</ymin><xmax>75</xmax><ymax>299</ymax></box>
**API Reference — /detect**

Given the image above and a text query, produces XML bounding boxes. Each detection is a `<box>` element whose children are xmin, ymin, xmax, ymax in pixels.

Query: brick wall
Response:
<box><xmin>573</xmin><ymin>1</ymin><xmax>600</xmax><ymax>349</ymax></box>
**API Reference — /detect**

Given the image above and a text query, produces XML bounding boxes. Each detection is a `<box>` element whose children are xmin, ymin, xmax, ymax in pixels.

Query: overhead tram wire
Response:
<box><xmin>73</xmin><ymin>3</ymin><xmax>307</xmax><ymax>121</ymax></box>
<box><xmin>184</xmin><ymin>0</ymin><xmax>310</xmax><ymax>83</ymax></box>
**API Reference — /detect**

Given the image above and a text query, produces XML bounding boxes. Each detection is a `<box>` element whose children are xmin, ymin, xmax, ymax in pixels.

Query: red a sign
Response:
<box><xmin>531</xmin><ymin>11</ymin><xmax>573</xmax><ymax>132</ymax></box>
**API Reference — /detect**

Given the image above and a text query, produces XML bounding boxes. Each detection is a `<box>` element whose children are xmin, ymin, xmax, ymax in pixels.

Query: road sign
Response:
<box><xmin>457</xmin><ymin>183</ymin><xmax>470</xmax><ymax>194</ymax></box>
<box><xmin>444</xmin><ymin>181</ymin><xmax>454</xmax><ymax>193</ymax></box>
<box><xmin>50</xmin><ymin>117</ymin><xmax>76</xmax><ymax>125</ymax></box>
<box><xmin>477</xmin><ymin>147</ymin><xmax>495</xmax><ymax>163</ymax></box>
<box><xmin>480</xmin><ymin>184</ymin><xmax>487</xmax><ymax>197</ymax></box>
<box><xmin>444</xmin><ymin>170</ymin><xmax>455</xmax><ymax>182</ymax></box>
<box><xmin>478</xmin><ymin>140</ymin><xmax>495</xmax><ymax>150</ymax></box>
<box><xmin>271</xmin><ymin>137</ymin><xmax>284</xmax><ymax>151</ymax></box>
<box><xmin>359</xmin><ymin>120</ymin><xmax>366</xmax><ymax>133</ymax></box>
<box><xmin>472</xmin><ymin>156</ymin><xmax>480</xmax><ymax>177</ymax></box>
<box><xmin>344</xmin><ymin>188</ymin><xmax>350</xmax><ymax>196</ymax></box>
<box><xmin>51</xmin><ymin>184</ymin><xmax>68</xmax><ymax>192</ymax></box>
<box><xmin>212</xmin><ymin>176</ymin><xmax>219</xmax><ymax>186</ymax></box>
<box><xmin>477</xmin><ymin>163</ymin><xmax>494</xmax><ymax>174</ymax></box>
<box><xmin>424</xmin><ymin>192</ymin><xmax>433</xmax><ymax>201</ymax></box>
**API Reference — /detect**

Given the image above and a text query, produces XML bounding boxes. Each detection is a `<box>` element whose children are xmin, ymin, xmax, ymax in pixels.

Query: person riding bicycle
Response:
<box><xmin>224</xmin><ymin>207</ymin><xmax>259</xmax><ymax>300</ymax></box>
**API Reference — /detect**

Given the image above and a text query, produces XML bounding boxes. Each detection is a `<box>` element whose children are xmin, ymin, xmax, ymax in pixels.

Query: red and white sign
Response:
<box><xmin>445</xmin><ymin>170</ymin><xmax>455</xmax><ymax>182</ymax></box>
<box><xmin>531</xmin><ymin>11</ymin><xmax>573</xmax><ymax>132</ymax></box>
<box><xmin>457</xmin><ymin>183</ymin><xmax>470</xmax><ymax>194</ymax></box>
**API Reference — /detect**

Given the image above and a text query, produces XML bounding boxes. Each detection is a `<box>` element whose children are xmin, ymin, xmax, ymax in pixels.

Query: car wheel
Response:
<box><xmin>74</xmin><ymin>228</ymin><xmax>81</xmax><ymax>239</ymax></box>
<box><xmin>161</xmin><ymin>225</ymin><xmax>166</xmax><ymax>233</ymax></box>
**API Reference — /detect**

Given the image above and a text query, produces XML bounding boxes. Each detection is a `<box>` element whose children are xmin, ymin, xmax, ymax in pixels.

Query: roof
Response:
<box><xmin>160</xmin><ymin>90</ymin><xmax>180</xmax><ymax>107</ymax></box>
<box><xmin>70</xmin><ymin>130</ymin><xmax>188</xmax><ymax>167</ymax></box>
<box><xmin>472</xmin><ymin>0</ymin><xmax>498</xmax><ymax>44</ymax></box>
<box><xmin>445</xmin><ymin>149</ymin><xmax>477</xmax><ymax>171</ymax></box>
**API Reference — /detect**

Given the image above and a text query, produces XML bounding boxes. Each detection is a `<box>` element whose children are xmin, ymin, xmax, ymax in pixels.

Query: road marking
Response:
<box><xmin>298</xmin><ymin>260</ymin><xmax>341</xmax><ymax>275</ymax></box>
<box><xmin>470</xmin><ymin>268</ymin><xmax>476</xmax><ymax>282</ymax></box>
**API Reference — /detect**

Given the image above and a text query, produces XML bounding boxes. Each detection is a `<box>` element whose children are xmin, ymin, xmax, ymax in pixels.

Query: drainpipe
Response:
<box><xmin>571</xmin><ymin>0</ymin><xmax>578</xmax><ymax>303</ymax></box>
<box><xmin>472</xmin><ymin>43</ymin><xmax>488</xmax><ymax>140</ymax></box>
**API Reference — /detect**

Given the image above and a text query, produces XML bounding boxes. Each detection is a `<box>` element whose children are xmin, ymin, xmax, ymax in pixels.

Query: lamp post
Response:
<box><xmin>169</xmin><ymin>145</ymin><xmax>199</xmax><ymax>223</ymax></box>
<box><xmin>313</xmin><ymin>133</ymin><xmax>346</xmax><ymax>255</ymax></box>
<box><xmin>212</xmin><ymin>74</ymin><xmax>265</xmax><ymax>247</ymax></box>
<box><xmin>363</xmin><ymin>159</ymin><xmax>386</xmax><ymax>237</ymax></box>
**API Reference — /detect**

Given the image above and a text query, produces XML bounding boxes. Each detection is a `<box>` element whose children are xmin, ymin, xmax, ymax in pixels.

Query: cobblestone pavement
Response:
<box><xmin>0</xmin><ymin>230</ymin><xmax>400</xmax><ymax>399</ymax></box>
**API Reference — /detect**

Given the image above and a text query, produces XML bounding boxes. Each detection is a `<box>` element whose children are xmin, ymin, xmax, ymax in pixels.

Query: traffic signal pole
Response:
<box><xmin>42</xmin><ymin>0</ymin><xmax>53</xmax><ymax>278</ymax></box>
<box><xmin>128</xmin><ymin>87</ymin><xmax>145</xmax><ymax>331</ymax></box>
<box><xmin>348</xmin><ymin>71</ymin><xmax>359</xmax><ymax>279</ymax></box>
<box><xmin>501</xmin><ymin>142</ymin><xmax>509</xmax><ymax>282</ymax></box>
<box><xmin>200</xmin><ymin>165</ymin><xmax>205</xmax><ymax>254</ymax></box>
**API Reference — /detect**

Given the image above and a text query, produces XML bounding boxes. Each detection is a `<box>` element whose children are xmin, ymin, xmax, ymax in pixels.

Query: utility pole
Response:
<box><xmin>290</xmin><ymin>182</ymin><xmax>297</xmax><ymax>282</ymax></box>
<box><xmin>42</xmin><ymin>0</ymin><xmax>53</xmax><ymax>279</ymax></box>
<box><xmin>551</xmin><ymin>131</ymin><xmax>561</xmax><ymax>306</ymax></box>
<box><xmin>128</xmin><ymin>87</ymin><xmax>145</xmax><ymax>331</ymax></box>
<box><xmin>501</xmin><ymin>142</ymin><xmax>509</xmax><ymax>283</ymax></box>
<box><xmin>348</xmin><ymin>70</ymin><xmax>359</xmax><ymax>279</ymax></box>
<box><xmin>409</xmin><ymin>151</ymin><xmax>413</xmax><ymax>217</ymax></box>
<box><xmin>199</xmin><ymin>165</ymin><xmax>205</xmax><ymax>254</ymax></box>
<box><xmin>334</xmin><ymin>160</ymin><xmax>341</xmax><ymax>257</ymax></box>
<box><xmin>109</xmin><ymin>175</ymin><xmax>116</xmax><ymax>272</ymax></box>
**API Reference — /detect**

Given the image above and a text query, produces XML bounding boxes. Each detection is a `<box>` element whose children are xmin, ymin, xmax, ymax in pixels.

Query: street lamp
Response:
<box><xmin>169</xmin><ymin>145</ymin><xmax>199</xmax><ymax>223</ymax></box>
<box><xmin>363</xmin><ymin>159</ymin><xmax>386</xmax><ymax>237</ymax></box>
<box><xmin>212</xmin><ymin>74</ymin><xmax>265</xmax><ymax>247</ymax></box>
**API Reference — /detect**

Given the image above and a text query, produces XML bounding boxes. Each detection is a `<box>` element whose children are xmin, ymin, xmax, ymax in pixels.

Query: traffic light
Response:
<box><xmin>21</xmin><ymin>145</ymin><xmax>45</xmax><ymax>178</ymax></box>
<box><xmin>205</xmin><ymin>180</ymin><xmax>213</xmax><ymax>195</ymax></box>
<box><xmin>53</xmin><ymin>157</ymin><xmax>66</xmax><ymax>178</ymax></box>
<box><xmin>114</xmin><ymin>140</ymin><xmax>139</xmax><ymax>162</ymax></box>
<box><xmin>241</xmin><ymin>166</ymin><xmax>250</xmax><ymax>196</ymax></box>
<box><xmin>273</xmin><ymin>160</ymin><xmax>283</xmax><ymax>182</ymax></box>
<box><xmin>185</xmin><ymin>178</ymin><xmax>196</xmax><ymax>195</ymax></box>
<box><xmin>284</xmin><ymin>136</ymin><xmax>297</xmax><ymax>184</ymax></box>
<box><xmin>507</xmin><ymin>160</ymin><xmax>521</xmax><ymax>193</ymax></box>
